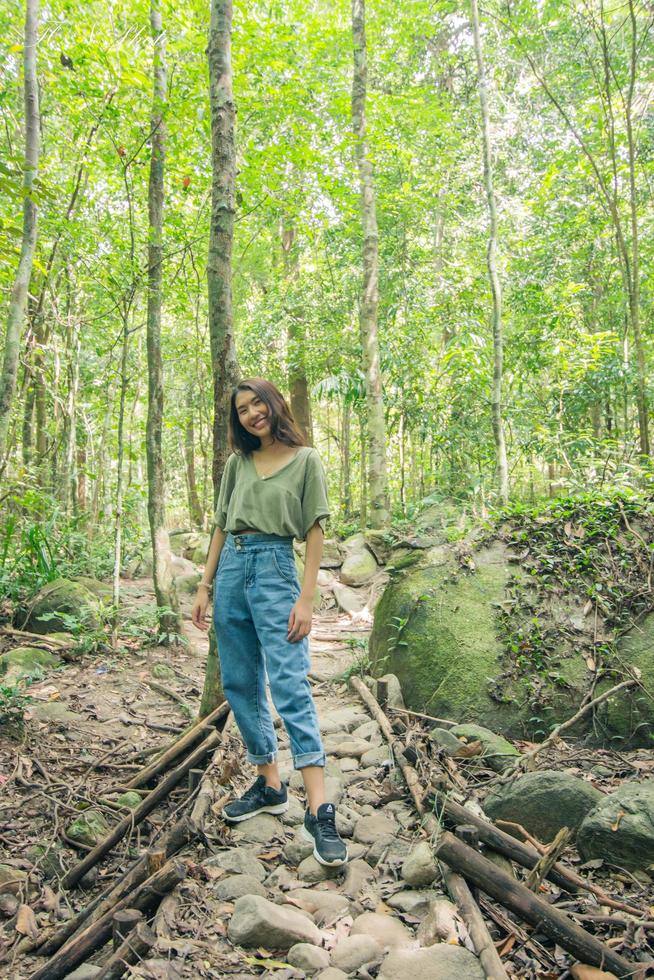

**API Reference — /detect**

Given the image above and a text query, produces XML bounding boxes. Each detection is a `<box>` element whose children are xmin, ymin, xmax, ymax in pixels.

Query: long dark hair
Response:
<box><xmin>229</xmin><ymin>378</ymin><xmax>307</xmax><ymax>454</ymax></box>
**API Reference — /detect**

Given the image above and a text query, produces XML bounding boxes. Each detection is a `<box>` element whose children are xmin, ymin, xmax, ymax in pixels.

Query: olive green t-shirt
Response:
<box><xmin>214</xmin><ymin>446</ymin><xmax>330</xmax><ymax>541</ymax></box>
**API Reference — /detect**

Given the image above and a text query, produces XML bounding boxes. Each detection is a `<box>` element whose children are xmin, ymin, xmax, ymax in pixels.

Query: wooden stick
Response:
<box><xmin>350</xmin><ymin>676</ymin><xmax>509</xmax><ymax>980</ymax></box>
<box><xmin>386</xmin><ymin>704</ymin><xmax>458</xmax><ymax>728</ymax></box>
<box><xmin>525</xmin><ymin>827</ymin><xmax>572</xmax><ymax>892</ymax></box>
<box><xmin>95</xmin><ymin>921</ymin><xmax>156</xmax><ymax>980</ymax></box>
<box><xmin>28</xmin><ymin>859</ymin><xmax>187</xmax><ymax>980</ymax></box>
<box><xmin>111</xmin><ymin>909</ymin><xmax>142</xmax><ymax>950</ymax></box>
<box><xmin>123</xmin><ymin>701</ymin><xmax>228</xmax><ymax>789</ymax></box>
<box><xmin>434</xmin><ymin>831</ymin><xmax>642</xmax><ymax>980</ymax></box>
<box><xmin>62</xmin><ymin>729</ymin><xmax>221</xmax><ymax>889</ymax></box>
<box><xmin>146</xmin><ymin>680</ymin><xmax>192</xmax><ymax>718</ymax></box>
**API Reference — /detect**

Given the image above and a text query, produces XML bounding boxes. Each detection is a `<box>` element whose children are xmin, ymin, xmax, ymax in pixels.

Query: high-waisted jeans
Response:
<box><xmin>213</xmin><ymin>532</ymin><xmax>325</xmax><ymax>769</ymax></box>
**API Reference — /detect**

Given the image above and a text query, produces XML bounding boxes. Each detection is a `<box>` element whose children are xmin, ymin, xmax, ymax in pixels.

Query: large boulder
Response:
<box><xmin>340</xmin><ymin>549</ymin><xmax>378</xmax><ymax>587</ymax></box>
<box><xmin>449</xmin><ymin>724</ymin><xmax>520</xmax><ymax>772</ymax></box>
<box><xmin>369</xmin><ymin>538</ymin><xmax>652</xmax><ymax>742</ymax></box>
<box><xmin>577</xmin><ymin>780</ymin><xmax>654</xmax><ymax>870</ymax></box>
<box><xmin>483</xmin><ymin>770</ymin><xmax>602</xmax><ymax>843</ymax></box>
<box><xmin>0</xmin><ymin>646</ymin><xmax>61</xmax><ymax>685</ymax></box>
<box><xmin>22</xmin><ymin>579</ymin><xmax>102</xmax><ymax>634</ymax></box>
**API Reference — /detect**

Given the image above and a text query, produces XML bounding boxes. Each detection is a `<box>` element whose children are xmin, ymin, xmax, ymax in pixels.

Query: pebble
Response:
<box><xmin>386</xmin><ymin>890</ymin><xmax>437</xmax><ymax>916</ymax></box>
<box><xmin>287</xmin><ymin>942</ymin><xmax>331</xmax><ymax>973</ymax></box>
<box><xmin>417</xmin><ymin>897</ymin><xmax>460</xmax><ymax>946</ymax></box>
<box><xmin>340</xmin><ymin>858</ymin><xmax>376</xmax><ymax>900</ymax></box>
<box><xmin>352</xmin><ymin>719</ymin><xmax>382</xmax><ymax>741</ymax></box>
<box><xmin>228</xmin><ymin>894</ymin><xmax>321</xmax><ymax>950</ymax></box>
<box><xmin>283</xmin><ymin>832</ymin><xmax>314</xmax><ymax>865</ymax></box>
<box><xmin>283</xmin><ymin>888</ymin><xmax>351</xmax><ymax>916</ymax></box>
<box><xmin>331</xmin><ymin>934</ymin><xmax>383</xmax><ymax>972</ymax></box>
<box><xmin>353</xmin><ymin>813</ymin><xmax>397</xmax><ymax>845</ymax></box>
<box><xmin>401</xmin><ymin>840</ymin><xmax>440</xmax><ymax>887</ymax></box>
<box><xmin>297</xmin><ymin>855</ymin><xmax>343</xmax><ymax>884</ymax></box>
<box><xmin>203</xmin><ymin>848</ymin><xmax>267</xmax><ymax>882</ymax></box>
<box><xmin>350</xmin><ymin>910</ymin><xmax>413</xmax><ymax>949</ymax></box>
<box><xmin>213</xmin><ymin>874</ymin><xmax>267</xmax><ymax>901</ymax></box>
<box><xmin>229</xmin><ymin>813</ymin><xmax>285</xmax><ymax>845</ymax></box>
<box><xmin>361</xmin><ymin>745</ymin><xmax>392</xmax><ymax>768</ymax></box>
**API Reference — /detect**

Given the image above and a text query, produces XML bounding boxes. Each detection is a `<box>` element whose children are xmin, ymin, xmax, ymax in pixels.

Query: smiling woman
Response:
<box><xmin>191</xmin><ymin>378</ymin><xmax>348</xmax><ymax>868</ymax></box>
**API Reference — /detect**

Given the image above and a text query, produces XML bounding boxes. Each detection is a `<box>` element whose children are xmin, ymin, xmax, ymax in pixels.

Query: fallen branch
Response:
<box><xmin>350</xmin><ymin>676</ymin><xmax>508</xmax><ymax>980</ymax></box>
<box><xmin>62</xmin><ymin>729</ymin><xmax>221</xmax><ymax>889</ymax></box>
<box><xmin>95</xmin><ymin>920</ymin><xmax>156</xmax><ymax>980</ymax></box>
<box><xmin>434</xmin><ymin>831</ymin><xmax>642</xmax><ymax>980</ymax></box>
<box><xmin>146</xmin><ymin>680</ymin><xmax>193</xmax><ymax>718</ymax></box>
<box><xmin>525</xmin><ymin>827</ymin><xmax>572</xmax><ymax>892</ymax></box>
<box><xmin>28</xmin><ymin>859</ymin><xmax>187</xmax><ymax>980</ymax></box>
<box><xmin>386</xmin><ymin>704</ymin><xmax>458</xmax><ymax>728</ymax></box>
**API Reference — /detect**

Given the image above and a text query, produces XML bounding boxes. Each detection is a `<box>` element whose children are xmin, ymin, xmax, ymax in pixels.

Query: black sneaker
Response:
<box><xmin>224</xmin><ymin>776</ymin><xmax>288</xmax><ymax>823</ymax></box>
<box><xmin>302</xmin><ymin>803</ymin><xmax>348</xmax><ymax>866</ymax></box>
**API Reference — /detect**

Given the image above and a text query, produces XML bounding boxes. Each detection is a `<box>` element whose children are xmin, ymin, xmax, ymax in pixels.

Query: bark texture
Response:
<box><xmin>0</xmin><ymin>0</ymin><xmax>40</xmax><ymax>462</ymax></box>
<box><xmin>351</xmin><ymin>0</ymin><xmax>389</xmax><ymax>526</ymax></box>
<box><xmin>281</xmin><ymin>222</ymin><xmax>313</xmax><ymax>444</ymax></box>
<box><xmin>471</xmin><ymin>0</ymin><xmax>509</xmax><ymax>504</ymax></box>
<box><xmin>146</xmin><ymin>0</ymin><xmax>182</xmax><ymax>637</ymax></box>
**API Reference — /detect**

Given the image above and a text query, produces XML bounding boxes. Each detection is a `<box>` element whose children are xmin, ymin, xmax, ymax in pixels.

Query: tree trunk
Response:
<box><xmin>281</xmin><ymin>222</ymin><xmax>313</xmax><ymax>444</ymax></box>
<box><xmin>184</xmin><ymin>390</ymin><xmax>204</xmax><ymax>528</ymax></box>
<box><xmin>341</xmin><ymin>398</ymin><xmax>352</xmax><ymax>519</ymax></box>
<box><xmin>112</xmin><ymin>320</ymin><xmax>130</xmax><ymax>646</ymax></box>
<box><xmin>351</xmin><ymin>0</ymin><xmax>389</xmax><ymax>527</ymax></box>
<box><xmin>0</xmin><ymin>0</ymin><xmax>40</xmax><ymax>464</ymax></box>
<box><xmin>146</xmin><ymin>0</ymin><xmax>182</xmax><ymax>640</ymax></box>
<box><xmin>203</xmin><ymin>0</ymin><xmax>240</xmax><ymax>715</ymax></box>
<box><xmin>470</xmin><ymin>0</ymin><xmax>509</xmax><ymax>505</ymax></box>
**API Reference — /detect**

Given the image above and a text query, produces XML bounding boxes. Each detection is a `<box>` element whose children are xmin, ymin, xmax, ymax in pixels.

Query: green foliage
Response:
<box><xmin>0</xmin><ymin>683</ymin><xmax>32</xmax><ymax>739</ymax></box>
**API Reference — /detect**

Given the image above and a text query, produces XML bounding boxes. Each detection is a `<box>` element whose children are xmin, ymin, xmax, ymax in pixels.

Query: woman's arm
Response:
<box><xmin>191</xmin><ymin>526</ymin><xmax>226</xmax><ymax>630</ymax></box>
<box><xmin>288</xmin><ymin>522</ymin><xmax>323</xmax><ymax>642</ymax></box>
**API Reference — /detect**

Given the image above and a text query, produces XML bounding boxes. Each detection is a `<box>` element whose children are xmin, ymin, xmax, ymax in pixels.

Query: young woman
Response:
<box><xmin>191</xmin><ymin>378</ymin><xmax>348</xmax><ymax>866</ymax></box>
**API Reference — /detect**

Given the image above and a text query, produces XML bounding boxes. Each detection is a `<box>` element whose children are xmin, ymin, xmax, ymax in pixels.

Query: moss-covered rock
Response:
<box><xmin>577</xmin><ymin>780</ymin><xmax>654</xmax><ymax>870</ymax></box>
<box><xmin>67</xmin><ymin>810</ymin><xmax>109</xmax><ymax>848</ymax></box>
<box><xmin>449</xmin><ymin>724</ymin><xmax>520</xmax><ymax>772</ymax></box>
<box><xmin>0</xmin><ymin>864</ymin><xmax>28</xmax><ymax>896</ymax></box>
<box><xmin>23</xmin><ymin>579</ymin><xmax>102</xmax><ymax>635</ymax></box>
<box><xmin>26</xmin><ymin>844</ymin><xmax>66</xmax><ymax>881</ymax></box>
<box><xmin>595</xmin><ymin>614</ymin><xmax>654</xmax><ymax>747</ymax></box>
<box><xmin>116</xmin><ymin>791</ymin><xmax>142</xmax><ymax>809</ymax></box>
<box><xmin>340</xmin><ymin>549</ymin><xmax>378</xmax><ymax>587</ymax></box>
<box><xmin>0</xmin><ymin>646</ymin><xmax>61</xmax><ymax>684</ymax></box>
<box><xmin>484</xmin><ymin>770</ymin><xmax>602</xmax><ymax>843</ymax></box>
<box><xmin>75</xmin><ymin>577</ymin><xmax>113</xmax><ymax>604</ymax></box>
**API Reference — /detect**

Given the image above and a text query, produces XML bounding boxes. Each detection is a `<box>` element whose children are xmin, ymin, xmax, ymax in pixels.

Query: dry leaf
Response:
<box><xmin>585</xmin><ymin>656</ymin><xmax>596</xmax><ymax>671</ymax></box>
<box><xmin>453</xmin><ymin>740</ymin><xmax>482</xmax><ymax>759</ymax></box>
<box><xmin>571</xmin><ymin>965</ymin><xmax>616</xmax><ymax>980</ymax></box>
<box><xmin>256</xmin><ymin>848</ymin><xmax>282</xmax><ymax>861</ymax></box>
<box><xmin>16</xmin><ymin>904</ymin><xmax>38</xmax><ymax>940</ymax></box>
<box><xmin>41</xmin><ymin>885</ymin><xmax>59</xmax><ymax>915</ymax></box>
<box><xmin>611</xmin><ymin>810</ymin><xmax>625</xmax><ymax>832</ymax></box>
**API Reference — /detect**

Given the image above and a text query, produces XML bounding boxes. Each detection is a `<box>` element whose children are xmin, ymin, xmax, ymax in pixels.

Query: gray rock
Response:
<box><xmin>378</xmin><ymin>945</ymin><xmax>485</xmax><ymax>980</ymax></box>
<box><xmin>449</xmin><ymin>724</ymin><xmax>520</xmax><ymax>772</ymax></box>
<box><xmin>341</xmin><ymin>858</ymin><xmax>376</xmax><ymax>900</ymax></box>
<box><xmin>325</xmin><ymin>737</ymin><xmax>372</xmax><ymax>759</ymax></box>
<box><xmin>352</xmin><ymin>720</ymin><xmax>382</xmax><ymax>743</ymax></box>
<box><xmin>203</xmin><ymin>848</ymin><xmax>266</xmax><ymax>882</ymax></box>
<box><xmin>386</xmin><ymin>890</ymin><xmax>437</xmax><ymax>916</ymax></box>
<box><xmin>340</xmin><ymin>550</ymin><xmax>378</xmax><ymax>587</ymax></box>
<box><xmin>297</xmin><ymin>855</ymin><xmax>342</xmax><ymax>883</ymax></box>
<box><xmin>316</xmin><ymin>970</ymin><xmax>348</xmax><ymax>980</ymax></box>
<box><xmin>353</xmin><ymin>813</ymin><xmax>396</xmax><ymax>845</ymax></box>
<box><xmin>320</xmin><ymin>539</ymin><xmax>343</xmax><ymax>569</ymax></box>
<box><xmin>228</xmin><ymin>895</ymin><xmax>321</xmax><ymax>950</ymax></box>
<box><xmin>484</xmin><ymin>770</ymin><xmax>602</xmax><ymax>843</ymax></box>
<box><xmin>428</xmin><ymin>727</ymin><xmax>462</xmax><ymax>755</ymax></box>
<box><xmin>214</xmin><ymin>874</ymin><xmax>267</xmax><ymax>901</ymax></box>
<box><xmin>64</xmin><ymin>966</ymin><xmax>102</xmax><ymax>979</ymax></box>
<box><xmin>24</xmin><ymin>578</ymin><xmax>102</xmax><ymax>635</ymax></box>
<box><xmin>577</xmin><ymin>779</ymin><xmax>654</xmax><ymax>870</ymax></box>
<box><xmin>319</xmin><ymin>707</ymin><xmax>369</xmax><ymax>734</ymax></box>
<box><xmin>283</xmin><ymin>888</ymin><xmax>350</xmax><ymax>917</ymax></box>
<box><xmin>350</xmin><ymin>911</ymin><xmax>412</xmax><ymax>949</ymax></box>
<box><xmin>331</xmin><ymin>934</ymin><xmax>383</xmax><ymax>972</ymax></box>
<box><xmin>333</xmin><ymin>582</ymin><xmax>366</xmax><ymax>615</ymax></box>
<box><xmin>401</xmin><ymin>840</ymin><xmax>439</xmax><ymax>887</ymax></box>
<box><xmin>417</xmin><ymin>897</ymin><xmax>460</xmax><ymax>946</ymax></box>
<box><xmin>280</xmin><ymin>794</ymin><xmax>306</xmax><ymax>826</ymax></box>
<box><xmin>229</xmin><ymin>812</ymin><xmax>285</xmax><ymax>845</ymax></box>
<box><xmin>339</xmin><ymin>757</ymin><xmax>358</xmax><ymax>772</ymax></box>
<box><xmin>283</xmin><ymin>832</ymin><xmax>315</xmax><ymax>865</ymax></box>
<box><xmin>0</xmin><ymin>865</ymin><xmax>28</xmax><ymax>896</ymax></box>
<box><xmin>287</xmin><ymin>943</ymin><xmax>330</xmax><ymax>973</ymax></box>
<box><xmin>364</xmin><ymin>833</ymin><xmax>404</xmax><ymax>867</ymax></box>
<box><xmin>361</xmin><ymin>745</ymin><xmax>391</xmax><ymax>768</ymax></box>
<box><xmin>375</xmin><ymin>673</ymin><xmax>405</xmax><ymax>709</ymax></box>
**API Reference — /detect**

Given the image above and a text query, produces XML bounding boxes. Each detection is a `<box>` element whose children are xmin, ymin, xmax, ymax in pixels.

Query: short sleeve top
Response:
<box><xmin>214</xmin><ymin>446</ymin><xmax>330</xmax><ymax>541</ymax></box>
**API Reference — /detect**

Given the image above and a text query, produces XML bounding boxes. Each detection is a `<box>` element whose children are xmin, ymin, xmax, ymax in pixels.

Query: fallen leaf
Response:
<box><xmin>571</xmin><ymin>964</ymin><xmax>616</xmax><ymax>979</ymax></box>
<box><xmin>16</xmin><ymin>904</ymin><xmax>38</xmax><ymax>940</ymax></box>
<box><xmin>256</xmin><ymin>848</ymin><xmax>282</xmax><ymax>861</ymax></box>
<box><xmin>41</xmin><ymin>886</ymin><xmax>59</xmax><ymax>915</ymax></box>
<box><xmin>585</xmin><ymin>656</ymin><xmax>596</xmax><ymax>671</ymax></box>
<box><xmin>452</xmin><ymin>740</ymin><xmax>482</xmax><ymax>759</ymax></box>
<box><xmin>611</xmin><ymin>810</ymin><xmax>625</xmax><ymax>832</ymax></box>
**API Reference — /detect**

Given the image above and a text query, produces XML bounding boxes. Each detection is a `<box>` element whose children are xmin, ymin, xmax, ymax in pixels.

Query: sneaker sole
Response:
<box><xmin>301</xmin><ymin>824</ymin><xmax>349</xmax><ymax>867</ymax></box>
<box><xmin>224</xmin><ymin>801</ymin><xmax>289</xmax><ymax>824</ymax></box>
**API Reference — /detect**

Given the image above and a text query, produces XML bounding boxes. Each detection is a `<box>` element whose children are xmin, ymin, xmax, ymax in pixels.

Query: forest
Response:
<box><xmin>1</xmin><ymin>0</ymin><xmax>654</xmax><ymax>978</ymax></box>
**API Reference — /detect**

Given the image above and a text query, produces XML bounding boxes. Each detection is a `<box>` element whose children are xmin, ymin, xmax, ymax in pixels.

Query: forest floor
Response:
<box><xmin>1</xmin><ymin>580</ymin><xmax>653</xmax><ymax>979</ymax></box>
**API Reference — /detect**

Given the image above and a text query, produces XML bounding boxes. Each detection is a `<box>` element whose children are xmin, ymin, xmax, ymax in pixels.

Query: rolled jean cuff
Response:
<box><xmin>293</xmin><ymin>750</ymin><xmax>326</xmax><ymax>769</ymax></box>
<box><xmin>246</xmin><ymin>750</ymin><xmax>277</xmax><ymax>765</ymax></box>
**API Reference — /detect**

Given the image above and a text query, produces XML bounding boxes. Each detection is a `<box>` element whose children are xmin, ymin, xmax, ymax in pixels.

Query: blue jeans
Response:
<box><xmin>213</xmin><ymin>532</ymin><xmax>325</xmax><ymax>770</ymax></box>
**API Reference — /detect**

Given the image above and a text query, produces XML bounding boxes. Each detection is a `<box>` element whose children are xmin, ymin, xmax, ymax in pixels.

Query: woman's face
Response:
<box><xmin>235</xmin><ymin>389</ymin><xmax>271</xmax><ymax>439</ymax></box>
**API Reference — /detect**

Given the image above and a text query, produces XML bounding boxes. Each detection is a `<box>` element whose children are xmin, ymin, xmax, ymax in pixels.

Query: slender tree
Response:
<box><xmin>281</xmin><ymin>221</ymin><xmax>313</xmax><ymax>443</ymax></box>
<box><xmin>201</xmin><ymin>0</ymin><xmax>240</xmax><ymax>716</ymax></box>
<box><xmin>0</xmin><ymin>0</ymin><xmax>40</xmax><ymax>464</ymax></box>
<box><xmin>470</xmin><ymin>0</ymin><xmax>509</xmax><ymax>503</ymax></box>
<box><xmin>146</xmin><ymin>0</ymin><xmax>182</xmax><ymax>639</ymax></box>
<box><xmin>351</xmin><ymin>0</ymin><xmax>389</xmax><ymax>526</ymax></box>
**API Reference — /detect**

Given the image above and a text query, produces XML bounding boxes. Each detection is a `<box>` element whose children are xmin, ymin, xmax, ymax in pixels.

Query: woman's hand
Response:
<box><xmin>288</xmin><ymin>595</ymin><xmax>313</xmax><ymax>642</ymax></box>
<box><xmin>192</xmin><ymin>586</ymin><xmax>211</xmax><ymax>631</ymax></box>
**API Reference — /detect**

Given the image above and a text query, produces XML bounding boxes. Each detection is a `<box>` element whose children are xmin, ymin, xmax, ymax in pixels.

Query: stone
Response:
<box><xmin>339</xmin><ymin>757</ymin><xmax>358</xmax><ymax>772</ymax></box>
<box><xmin>228</xmin><ymin>895</ymin><xmax>321</xmax><ymax>950</ymax></box>
<box><xmin>417</xmin><ymin>897</ymin><xmax>460</xmax><ymax>946</ymax></box>
<box><xmin>283</xmin><ymin>889</ymin><xmax>350</xmax><ymax>917</ymax></box>
<box><xmin>316</xmin><ymin>970</ymin><xmax>348</xmax><ymax>980</ymax></box>
<box><xmin>324</xmin><ymin>775</ymin><xmax>345</xmax><ymax>805</ymax></box>
<box><xmin>332</xmin><ymin>582</ymin><xmax>366</xmax><ymax>615</ymax></box>
<box><xmin>229</xmin><ymin>812</ymin><xmax>285</xmax><ymax>845</ymax></box>
<box><xmin>64</xmin><ymin>966</ymin><xmax>102</xmax><ymax>979</ymax></box>
<box><xmin>350</xmin><ymin>911</ymin><xmax>412</xmax><ymax>949</ymax></box>
<box><xmin>214</xmin><ymin>874</ymin><xmax>267</xmax><ymax>901</ymax></box>
<box><xmin>320</xmin><ymin>539</ymin><xmax>343</xmax><ymax>569</ymax></box>
<box><xmin>297</xmin><ymin>855</ymin><xmax>342</xmax><ymax>883</ymax></box>
<box><xmin>150</xmin><ymin>662</ymin><xmax>176</xmax><ymax>681</ymax></box>
<box><xmin>26</xmin><ymin>844</ymin><xmax>66</xmax><ymax>881</ymax></box>
<box><xmin>342</xmin><ymin>532</ymin><xmax>368</xmax><ymax>555</ymax></box>
<box><xmin>283</xmin><ymin>832</ymin><xmax>314</xmax><ymax>866</ymax></box>
<box><xmin>428</xmin><ymin>727</ymin><xmax>462</xmax><ymax>755</ymax></box>
<box><xmin>23</xmin><ymin>578</ymin><xmax>102</xmax><ymax>635</ymax></box>
<box><xmin>363</xmin><ymin>529</ymin><xmax>393</xmax><ymax>564</ymax></box>
<box><xmin>0</xmin><ymin>865</ymin><xmax>28</xmax><ymax>896</ymax></box>
<box><xmin>341</xmin><ymin>858</ymin><xmax>376</xmax><ymax>899</ymax></box>
<box><xmin>325</xmin><ymin>738</ymin><xmax>372</xmax><ymax>759</ymax></box>
<box><xmin>360</xmin><ymin>745</ymin><xmax>390</xmax><ymax>768</ymax></box>
<box><xmin>319</xmin><ymin>707</ymin><xmax>368</xmax><ymax>734</ymax></box>
<box><xmin>280</xmin><ymin>794</ymin><xmax>306</xmax><ymax>826</ymax></box>
<box><xmin>375</xmin><ymin>673</ymin><xmax>405</xmax><ymax>709</ymax></box>
<box><xmin>449</xmin><ymin>724</ymin><xmax>520</xmax><ymax>772</ymax></box>
<box><xmin>0</xmin><ymin>647</ymin><xmax>61</xmax><ymax>683</ymax></box>
<box><xmin>203</xmin><ymin>848</ymin><xmax>266</xmax><ymax>882</ymax></box>
<box><xmin>484</xmin><ymin>770</ymin><xmax>602</xmax><ymax>843</ymax></box>
<box><xmin>378</xmin><ymin>945</ymin><xmax>485</xmax><ymax>980</ymax></box>
<box><xmin>577</xmin><ymin>779</ymin><xmax>654</xmax><ymax>870</ymax></box>
<box><xmin>340</xmin><ymin>550</ymin><xmax>378</xmax><ymax>587</ymax></box>
<box><xmin>365</xmin><ymin>833</ymin><xmax>403</xmax><ymax>867</ymax></box>
<box><xmin>287</xmin><ymin>943</ymin><xmax>330</xmax><ymax>973</ymax></box>
<box><xmin>30</xmin><ymin>701</ymin><xmax>82</xmax><ymax>725</ymax></box>
<box><xmin>353</xmin><ymin>813</ymin><xmax>396</xmax><ymax>845</ymax></box>
<box><xmin>331</xmin><ymin>934</ymin><xmax>383</xmax><ymax>973</ymax></box>
<box><xmin>401</xmin><ymin>840</ymin><xmax>439</xmax><ymax>887</ymax></box>
<box><xmin>175</xmin><ymin>571</ymin><xmax>202</xmax><ymax>594</ymax></box>
<box><xmin>352</xmin><ymin>720</ymin><xmax>382</xmax><ymax>741</ymax></box>
<box><xmin>386</xmin><ymin>890</ymin><xmax>436</xmax><ymax>916</ymax></box>
<box><xmin>66</xmin><ymin>811</ymin><xmax>109</xmax><ymax>848</ymax></box>
<box><xmin>484</xmin><ymin>850</ymin><xmax>515</xmax><ymax>877</ymax></box>
<box><xmin>116</xmin><ymin>791</ymin><xmax>142</xmax><ymax>809</ymax></box>
<box><xmin>75</xmin><ymin>576</ymin><xmax>113</xmax><ymax>602</ymax></box>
